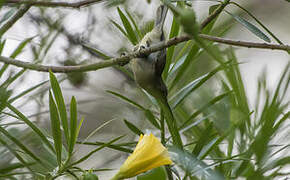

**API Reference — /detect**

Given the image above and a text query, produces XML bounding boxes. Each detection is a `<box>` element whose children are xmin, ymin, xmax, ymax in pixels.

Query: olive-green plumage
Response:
<box><xmin>130</xmin><ymin>5</ymin><xmax>183</xmax><ymax>148</ymax></box>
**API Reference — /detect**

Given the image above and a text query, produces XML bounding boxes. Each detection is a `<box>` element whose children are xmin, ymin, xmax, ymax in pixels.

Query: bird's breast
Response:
<box><xmin>131</xmin><ymin>58</ymin><xmax>155</xmax><ymax>87</ymax></box>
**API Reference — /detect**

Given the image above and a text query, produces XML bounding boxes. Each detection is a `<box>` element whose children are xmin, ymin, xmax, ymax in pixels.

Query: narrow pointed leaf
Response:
<box><xmin>9</xmin><ymin>80</ymin><xmax>49</xmax><ymax>103</ymax></box>
<box><xmin>226</xmin><ymin>11</ymin><xmax>271</xmax><ymax>43</ymax></box>
<box><xmin>124</xmin><ymin>119</ymin><xmax>144</xmax><ymax>135</ymax></box>
<box><xmin>69</xmin><ymin>96</ymin><xmax>78</xmax><ymax>155</ymax></box>
<box><xmin>164</xmin><ymin>16</ymin><xmax>180</xmax><ymax>78</ymax></box>
<box><xmin>117</xmin><ymin>7</ymin><xmax>138</xmax><ymax>45</ymax></box>
<box><xmin>107</xmin><ymin>90</ymin><xmax>160</xmax><ymax>129</ymax></box>
<box><xmin>71</xmin><ymin>135</ymin><xmax>124</xmax><ymax>166</ymax></box>
<box><xmin>49</xmin><ymin>71</ymin><xmax>69</xmax><ymax>145</ymax></box>
<box><xmin>77</xmin><ymin>141</ymin><xmax>133</xmax><ymax>153</ymax></box>
<box><xmin>81</xmin><ymin>43</ymin><xmax>111</xmax><ymax>59</ymax></box>
<box><xmin>125</xmin><ymin>9</ymin><xmax>142</xmax><ymax>39</ymax></box>
<box><xmin>0</xmin><ymin>9</ymin><xmax>15</xmax><ymax>25</ymax></box>
<box><xmin>49</xmin><ymin>91</ymin><xmax>62</xmax><ymax>166</ymax></box>
<box><xmin>0</xmin><ymin>40</ymin><xmax>6</xmax><ymax>55</ymax></box>
<box><xmin>110</xmin><ymin>20</ymin><xmax>128</xmax><ymax>38</ymax></box>
<box><xmin>179</xmin><ymin>92</ymin><xmax>231</xmax><ymax>129</ymax></box>
<box><xmin>6</xmin><ymin>103</ymin><xmax>55</xmax><ymax>153</ymax></box>
<box><xmin>0</xmin><ymin>137</ymin><xmax>33</xmax><ymax>172</ymax></box>
<box><xmin>0</xmin><ymin>69</ymin><xmax>26</xmax><ymax>89</ymax></box>
<box><xmin>170</xmin><ymin>64</ymin><xmax>225</xmax><ymax>109</ymax></box>
<box><xmin>169</xmin><ymin>43</ymin><xmax>199</xmax><ymax>90</ymax></box>
<box><xmin>0</xmin><ymin>126</ymin><xmax>46</xmax><ymax>168</ymax></box>
<box><xmin>0</xmin><ymin>37</ymin><xmax>33</xmax><ymax>78</ymax></box>
<box><xmin>10</xmin><ymin>36</ymin><xmax>35</xmax><ymax>58</ymax></box>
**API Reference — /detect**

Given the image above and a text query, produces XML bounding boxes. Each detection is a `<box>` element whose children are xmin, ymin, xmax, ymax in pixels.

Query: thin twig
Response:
<box><xmin>199</xmin><ymin>34</ymin><xmax>290</xmax><ymax>51</ymax></box>
<box><xmin>3</xmin><ymin>0</ymin><xmax>103</xmax><ymax>8</ymax></box>
<box><xmin>200</xmin><ymin>0</ymin><xmax>230</xmax><ymax>29</ymax></box>
<box><xmin>0</xmin><ymin>34</ymin><xmax>289</xmax><ymax>73</ymax></box>
<box><xmin>0</xmin><ymin>5</ymin><xmax>30</xmax><ymax>37</ymax></box>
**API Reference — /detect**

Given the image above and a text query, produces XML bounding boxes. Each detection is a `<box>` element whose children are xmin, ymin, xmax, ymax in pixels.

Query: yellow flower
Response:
<box><xmin>111</xmin><ymin>133</ymin><xmax>173</xmax><ymax>180</ymax></box>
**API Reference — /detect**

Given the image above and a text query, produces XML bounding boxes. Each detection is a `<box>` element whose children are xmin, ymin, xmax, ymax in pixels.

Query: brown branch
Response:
<box><xmin>199</xmin><ymin>34</ymin><xmax>290</xmax><ymax>51</ymax></box>
<box><xmin>0</xmin><ymin>34</ymin><xmax>289</xmax><ymax>73</ymax></box>
<box><xmin>3</xmin><ymin>0</ymin><xmax>103</xmax><ymax>8</ymax></box>
<box><xmin>0</xmin><ymin>5</ymin><xmax>30</xmax><ymax>37</ymax></box>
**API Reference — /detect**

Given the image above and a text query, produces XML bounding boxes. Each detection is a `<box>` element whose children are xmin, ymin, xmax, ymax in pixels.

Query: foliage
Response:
<box><xmin>0</xmin><ymin>0</ymin><xmax>289</xmax><ymax>179</ymax></box>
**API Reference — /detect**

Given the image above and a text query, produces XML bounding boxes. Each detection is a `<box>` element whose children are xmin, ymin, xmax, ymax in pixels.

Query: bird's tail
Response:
<box><xmin>155</xmin><ymin>5</ymin><xmax>168</xmax><ymax>30</ymax></box>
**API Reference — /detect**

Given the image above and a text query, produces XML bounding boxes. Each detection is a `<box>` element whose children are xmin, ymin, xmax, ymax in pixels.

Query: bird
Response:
<box><xmin>130</xmin><ymin>5</ymin><xmax>183</xmax><ymax>148</ymax></box>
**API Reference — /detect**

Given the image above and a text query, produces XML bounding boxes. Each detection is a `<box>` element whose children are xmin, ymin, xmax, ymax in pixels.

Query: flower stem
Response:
<box><xmin>165</xmin><ymin>165</ymin><xmax>174</xmax><ymax>180</ymax></box>
<box><xmin>110</xmin><ymin>173</ymin><xmax>121</xmax><ymax>180</ymax></box>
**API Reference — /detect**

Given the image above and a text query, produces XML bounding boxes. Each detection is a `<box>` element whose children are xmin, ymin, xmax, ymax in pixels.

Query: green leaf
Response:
<box><xmin>168</xmin><ymin>40</ymin><xmax>192</xmax><ymax>74</ymax></box>
<box><xmin>0</xmin><ymin>69</ymin><xmax>26</xmax><ymax>89</ymax></box>
<box><xmin>9</xmin><ymin>80</ymin><xmax>49</xmax><ymax>103</ymax></box>
<box><xmin>125</xmin><ymin>10</ymin><xmax>142</xmax><ymax>40</ymax></box>
<box><xmin>0</xmin><ymin>137</ymin><xmax>34</xmax><ymax>172</ymax></box>
<box><xmin>225</xmin><ymin>48</ymin><xmax>251</xmax><ymax>122</ymax></box>
<box><xmin>179</xmin><ymin>91</ymin><xmax>231</xmax><ymax>130</ymax></box>
<box><xmin>49</xmin><ymin>91</ymin><xmax>62</xmax><ymax>166</ymax></box>
<box><xmin>107</xmin><ymin>90</ymin><xmax>144</xmax><ymax>110</ymax></box>
<box><xmin>0</xmin><ymin>126</ymin><xmax>46</xmax><ymax>168</ymax></box>
<box><xmin>144</xmin><ymin>109</ymin><xmax>160</xmax><ymax>129</ymax></box>
<box><xmin>164</xmin><ymin>15</ymin><xmax>180</xmax><ymax>79</ymax></box>
<box><xmin>69</xmin><ymin>96</ymin><xmax>78</xmax><ymax>155</ymax></box>
<box><xmin>71</xmin><ymin>135</ymin><xmax>125</xmax><ymax>166</ymax></box>
<box><xmin>10</xmin><ymin>36</ymin><xmax>35</xmax><ymax>58</ymax></box>
<box><xmin>272</xmin><ymin>156</ymin><xmax>290</xmax><ymax>167</ymax></box>
<box><xmin>81</xmin><ymin>43</ymin><xmax>111</xmax><ymax>60</ymax></box>
<box><xmin>123</xmin><ymin>119</ymin><xmax>144</xmax><ymax>135</ymax></box>
<box><xmin>0</xmin><ymin>9</ymin><xmax>15</xmax><ymax>25</ymax></box>
<box><xmin>6</xmin><ymin>103</ymin><xmax>55</xmax><ymax>153</ymax></box>
<box><xmin>140</xmin><ymin>20</ymin><xmax>154</xmax><ymax>37</ymax></box>
<box><xmin>0</xmin><ymin>40</ymin><xmax>6</xmax><ymax>55</ymax></box>
<box><xmin>105</xmin><ymin>0</ymin><xmax>126</xmax><ymax>8</ymax></box>
<box><xmin>230</xmin><ymin>2</ymin><xmax>284</xmax><ymax>45</ymax></box>
<box><xmin>76</xmin><ymin>117</ymin><xmax>84</xmax><ymax>141</ymax></box>
<box><xmin>137</xmin><ymin>167</ymin><xmax>167</xmax><ymax>180</ymax></box>
<box><xmin>77</xmin><ymin>141</ymin><xmax>133</xmax><ymax>153</ymax></box>
<box><xmin>82</xmin><ymin>171</ymin><xmax>99</xmax><ymax>180</ymax></box>
<box><xmin>49</xmin><ymin>71</ymin><xmax>69</xmax><ymax>145</ymax></box>
<box><xmin>169</xmin><ymin>43</ymin><xmax>199</xmax><ymax>90</ymax></box>
<box><xmin>192</xmin><ymin>123</ymin><xmax>215</xmax><ymax>156</ymax></box>
<box><xmin>107</xmin><ymin>90</ymin><xmax>160</xmax><ymax>129</ymax></box>
<box><xmin>0</xmin><ymin>87</ymin><xmax>12</xmax><ymax>113</ymax></box>
<box><xmin>170</xmin><ymin>64</ymin><xmax>225</xmax><ymax>109</ymax></box>
<box><xmin>0</xmin><ymin>163</ymin><xmax>32</xmax><ymax>174</ymax></box>
<box><xmin>110</xmin><ymin>20</ymin><xmax>128</xmax><ymax>38</ymax></box>
<box><xmin>226</xmin><ymin>11</ymin><xmax>271</xmax><ymax>43</ymax></box>
<box><xmin>0</xmin><ymin>37</ymin><xmax>34</xmax><ymax>78</ymax></box>
<box><xmin>169</xmin><ymin>147</ymin><xmax>224</xmax><ymax>180</ymax></box>
<box><xmin>117</xmin><ymin>7</ymin><xmax>138</xmax><ymax>45</ymax></box>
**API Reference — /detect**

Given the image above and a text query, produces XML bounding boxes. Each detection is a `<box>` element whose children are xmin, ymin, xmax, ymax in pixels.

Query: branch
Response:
<box><xmin>0</xmin><ymin>5</ymin><xmax>30</xmax><ymax>37</ymax></box>
<box><xmin>3</xmin><ymin>0</ymin><xmax>103</xmax><ymax>8</ymax></box>
<box><xmin>200</xmin><ymin>0</ymin><xmax>230</xmax><ymax>29</ymax></box>
<box><xmin>0</xmin><ymin>35</ymin><xmax>289</xmax><ymax>73</ymax></box>
<box><xmin>199</xmin><ymin>34</ymin><xmax>290</xmax><ymax>51</ymax></box>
